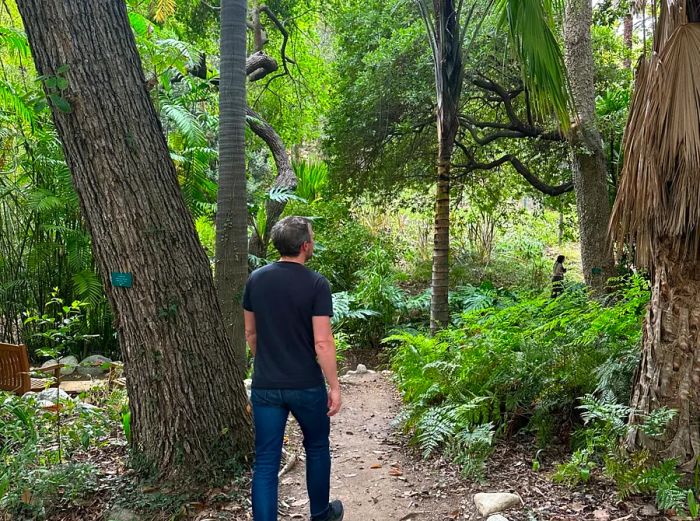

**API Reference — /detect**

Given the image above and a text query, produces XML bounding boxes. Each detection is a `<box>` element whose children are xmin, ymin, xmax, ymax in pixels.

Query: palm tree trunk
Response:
<box><xmin>563</xmin><ymin>0</ymin><xmax>616</xmax><ymax>294</ymax></box>
<box><xmin>431</xmin><ymin>143</ymin><xmax>452</xmax><ymax>332</ymax></box>
<box><xmin>216</xmin><ymin>0</ymin><xmax>249</xmax><ymax>370</ymax></box>
<box><xmin>17</xmin><ymin>0</ymin><xmax>253</xmax><ymax>480</ymax></box>
<box><xmin>625</xmin><ymin>241</ymin><xmax>700</xmax><ymax>467</ymax></box>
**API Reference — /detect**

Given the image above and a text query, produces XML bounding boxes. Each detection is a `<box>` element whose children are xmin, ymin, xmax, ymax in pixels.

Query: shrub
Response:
<box><xmin>388</xmin><ymin>276</ymin><xmax>649</xmax><ymax>459</ymax></box>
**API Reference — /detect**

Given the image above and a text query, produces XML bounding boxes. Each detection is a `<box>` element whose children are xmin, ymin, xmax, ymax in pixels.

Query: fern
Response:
<box><xmin>0</xmin><ymin>27</ymin><xmax>30</xmax><ymax>59</ymax></box>
<box><xmin>415</xmin><ymin>406</ymin><xmax>457</xmax><ymax>458</ymax></box>
<box><xmin>160</xmin><ymin>99</ymin><xmax>207</xmax><ymax>147</ymax></box>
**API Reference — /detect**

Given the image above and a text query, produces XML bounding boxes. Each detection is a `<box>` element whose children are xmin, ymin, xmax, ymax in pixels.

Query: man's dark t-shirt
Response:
<box><xmin>242</xmin><ymin>261</ymin><xmax>333</xmax><ymax>389</ymax></box>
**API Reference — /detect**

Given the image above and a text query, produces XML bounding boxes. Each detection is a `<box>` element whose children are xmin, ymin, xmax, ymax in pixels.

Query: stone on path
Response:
<box><xmin>474</xmin><ymin>492</ymin><xmax>521</xmax><ymax>516</ymax></box>
<box><xmin>487</xmin><ymin>515</ymin><xmax>510</xmax><ymax>521</ymax></box>
<box><xmin>356</xmin><ymin>364</ymin><xmax>367</xmax><ymax>374</ymax></box>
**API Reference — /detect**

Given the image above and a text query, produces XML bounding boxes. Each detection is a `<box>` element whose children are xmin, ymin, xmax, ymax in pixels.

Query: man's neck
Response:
<box><xmin>279</xmin><ymin>255</ymin><xmax>306</xmax><ymax>265</ymax></box>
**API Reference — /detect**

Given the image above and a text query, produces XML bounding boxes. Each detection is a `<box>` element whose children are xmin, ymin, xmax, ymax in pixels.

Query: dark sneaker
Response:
<box><xmin>312</xmin><ymin>500</ymin><xmax>344</xmax><ymax>521</ymax></box>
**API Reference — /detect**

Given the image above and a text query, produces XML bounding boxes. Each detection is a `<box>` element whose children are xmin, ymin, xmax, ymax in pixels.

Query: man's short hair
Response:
<box><xmin>271</xmin><ymin>216</ymin><xmax>312</xmax><ymax>256</ymax></box>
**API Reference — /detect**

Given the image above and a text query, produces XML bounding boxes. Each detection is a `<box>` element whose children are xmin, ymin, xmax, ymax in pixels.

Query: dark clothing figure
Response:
<box><xmin>551</xmin><ymin>255</ymin><xmax>566</xmax><ymax>298</ymax></box>
<box><xmin>243</xmin><ymin>216</ymin><xmax>343</xmax><ymax>521</ymax></box>
<box><xmin>243</xmin><ymin>262</ymin><xmax>333</xmax><ymax>389</ymax></box>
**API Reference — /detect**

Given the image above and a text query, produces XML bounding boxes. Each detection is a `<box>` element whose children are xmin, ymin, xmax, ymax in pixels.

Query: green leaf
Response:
<box><xmin>48</xmin><ymin>94</ymin><xmax>72</xmax><ymax>113</ymax></box>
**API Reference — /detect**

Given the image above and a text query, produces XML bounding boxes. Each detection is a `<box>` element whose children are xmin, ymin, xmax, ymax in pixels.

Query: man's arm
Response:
<box><xmin>244</xmin><ymin>310</ymin><xmax>257</xmax><ymax>357</ymax></box>
<box><xmin>312</xmin><ymin>315</ymin><xmax>341</xmax><ymax>416</ymax></box>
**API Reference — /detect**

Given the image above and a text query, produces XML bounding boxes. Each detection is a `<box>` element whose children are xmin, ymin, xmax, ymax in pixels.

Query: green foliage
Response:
<box><xmin>554</xmin><ymin>395</ymin><xmax>695</xmax><ymax>515</ymax></box>
<box><xmin>389</xmin><ymin>276</ymin><xmax>649</xmax><ymax>460</ymax></box>
<box><xmin>294</xmin><ymin>160</ymin><xmax>328</xmax><ymax>203</ymax></box>
<box><xmin>23</xmin><ymin>291</ymin><xmax>100</xmax><ymax>360</ymax></box>
<box><xmin>0</xmin><ymin>388</ymin><xmax>128</xmax><ymax>518</ymax></box>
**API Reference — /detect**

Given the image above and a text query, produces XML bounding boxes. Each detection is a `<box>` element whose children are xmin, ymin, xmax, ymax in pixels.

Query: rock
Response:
<box><xmin>36</xmin><ymin>387</ymin><xmax>71</xmax><ymax>403</ymax></box>
<box><xmin>356</xmin><ymin>364</ymin><xmax>368</xmax><ymax>374</ymax></box>
<box><xmin>345</xmin><ymin>370</ymin><xmax>357</xmax><ymax>376</ymax></box>
<box><xmin>474</xmin><ymin>492</ymin><xmax>521</xmax><ymax>516</ymax></box>
<box><xmin>106</xmin><ymin>507</ymin><xmax>140</xmax><ymax>521</ymax></box>
<box><xmin>487</xmin><ymin>515</ymin><xmax>510</xmax><ymax>521</ymax></box>
<box><xmin>76</xmin><ymin>402</ymin><xmax>100</xmax><ymax>413</ymax></box>
<box><xmin>22</xmin><ymin>391</ymin><xmax>37</xmax><ymax>401</ymax></box>
<box><xmin>381</xmin><ymin>370</ymin><xmax>392</xmax><ymax>375</ymax></box>
<box><xmin>244</xmin><ymin>379</ymin><xmax>252</xmax><ymax>399</ymax></box>
<box><xmin>640</xmin><ymin>504</ymin><xmax>659</xmax><ymax>517</ymax></box>
<box><xmin>77</xmin><ymin>355</ymin><xmax>112</xmax><ymax>376</ymax></box>
<box><xmin>58</xmin><ymin>355</ymin><xmax>79</xmax><ymax>375</ymax></box>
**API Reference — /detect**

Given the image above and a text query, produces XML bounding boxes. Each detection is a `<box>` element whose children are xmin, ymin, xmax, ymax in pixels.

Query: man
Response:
<box><xmin>243</xmin><ymin>216</ymin><xmax>344</xmax><ymax>521</ymax></box>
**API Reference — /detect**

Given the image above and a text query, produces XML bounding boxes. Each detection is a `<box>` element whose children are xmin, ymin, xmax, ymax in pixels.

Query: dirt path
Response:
<box><xmin>277</xmin><ymin>371</ymin><xmax>466</xmax><ymax>521</ymax></box>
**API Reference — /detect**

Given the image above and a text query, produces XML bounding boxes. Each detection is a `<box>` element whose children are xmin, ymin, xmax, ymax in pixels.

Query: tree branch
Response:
<box><xmin>452</xmin><ymin>140</ymin><xmax>573</xmax><ymax>196</ymax></box>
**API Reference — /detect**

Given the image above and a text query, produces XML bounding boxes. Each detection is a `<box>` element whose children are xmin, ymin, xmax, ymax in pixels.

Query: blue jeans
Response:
<box><xmin>251</xmin><ymin>386</ymin><xmax>331</xmax><ymax>521</ymax></box>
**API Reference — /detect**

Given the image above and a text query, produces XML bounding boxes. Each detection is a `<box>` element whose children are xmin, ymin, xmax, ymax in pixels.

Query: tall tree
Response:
<box><xmin>217</xmin><ymin>0</ymin><xmax>249</xmax><ymax>370</ymax></box>
<box><xmin>416</xmin><ymin>0</ymin><xmax>463</xmax><ymax>333</ymax></box>
<box><xmin>417</xmin><ymin>0</ymin><xmax>571</xmax><ymax>332</ymax></box>
<box><xmin>17</xmin><ymin>0</ymin><xmax>252</xmax><ymax>479</ymax></box>
<box><xmin>564</xmin><ymin>0</ymin><xmax>617</xmax><ymax>293</ymax></box>
<box><xmin>611</xmin><ymin>0</ymin><xmax>700</xmax><ymax>465</ymax></box>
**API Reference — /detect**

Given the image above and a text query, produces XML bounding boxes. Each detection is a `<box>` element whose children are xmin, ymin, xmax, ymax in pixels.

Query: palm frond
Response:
<box><xmin>151</xmin><ymin>0</ymin><xmax>176</xmax><ymax>23</ymax></box>
<box><xmin>611</xmin><ymin>24</ymin><xmax>700</xmax><ymax>265</ymax></box>
<box><xmin>0</xmin><ymin>81</ymin><xmax>34</xmax><ymax>127</ymax></box>
<box><xmin>293</xmin><ymin>160</ymin><xmax>328</xmax><ymax>202</ymax></box>
<box><xmin>494</xmin><ymin>0</ymin><xmax>571</xmax><ymax>128</ymax></box>
<box><xmin>160</xmin><ymin>98</ymin><xmax>207</xmax><ymax>147</ymax></box>
<box><xmin>72</xmin><ymin>270</ymin><xmax>104</xmax><ymax>305</ymax></box>
<box><xmin>0</xmin><ymin>27</ymin><xmax>30</xmax><ymax>59</ymax></box>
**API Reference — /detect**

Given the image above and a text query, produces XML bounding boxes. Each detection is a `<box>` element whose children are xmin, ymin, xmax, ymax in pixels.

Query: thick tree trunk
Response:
<box><xmin>216</xmin><ymin>0</ymin><xmax>249</xmax><ymax>371</ymax></box>
<box><xmin>246</xmin><ymin>107</ymin><xmax>297</xmax><ymax>260</ymax></box>
<box><xmin>17</xmin><ymin>0</ymin><xmax>252</xmax><ymax>479</ymax></box>
<box><xmin>563</xmin><ymin>0</ymin><xmax>616</xmax><ymax>294</ymax></box>
<box><xmin>626</xmin><ymin>242</ymin><xmax>700</xmax><ymax>468</ymax></box>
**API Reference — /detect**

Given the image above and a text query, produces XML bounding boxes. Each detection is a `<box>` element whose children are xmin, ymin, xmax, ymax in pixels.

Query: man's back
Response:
<box><xmin>243</xmin><ymin>261</ymin><xmax>333</xmax><ymax>389</ymax></box>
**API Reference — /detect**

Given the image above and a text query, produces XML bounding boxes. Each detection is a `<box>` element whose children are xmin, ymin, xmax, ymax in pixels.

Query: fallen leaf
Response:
<box><xmin>389</xmin><ymin>468</ymin><xmax>403</xmax><ymax>476</ymax></box>
<box><xmin>593</xmin><ymin>509</ymin><xmax>610</xmax><ymax>521</ymax></box>
<box><xmin>370</xmin><ymin>463</ymin><xmax>382</xmax><ymax>469</ymax></box>
<box><xmin>21</xmin><ymin>489</ymin><xmax>32</xmax><ymax>505</ymax></box>
<box><xmin>292</xmin><ymin>498</ymin><xmax>309</xmax><ymax>507</ymax></box>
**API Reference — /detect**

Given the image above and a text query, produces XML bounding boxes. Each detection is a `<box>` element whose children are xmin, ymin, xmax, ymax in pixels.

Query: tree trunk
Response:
<box><xmin>216</xmin><ymin>0</ymin><xmax>249</xmax><ymax>371</ymax></box>
<box><xmin>431</xmin><ymin>149</ymin><xmax>451</xmax><ymax>333</ymax></box>
<box><xmin>246</xmin><ymin>107</ymin><xmax>297</xmax><ymax>260</ymax></box>
<box><xmin>625</xmin><ymin>241</ymin><xmax>700</xmax><ymax>468</ymax></box>
<box><xmin>17</xmin><ymin>0</ymin><xmax>253</xmax><ymax>480</ymax></box>
<box><xmin>623</xmin><ymin>11</ymin><xmax>633</xmax><ymax>69</ymax></box>
<box><xmin>563</xmin><ymin>0</ymin><xmax>616</xmax><ymax>294</ymax></box>
<box><xmin>425</xmin><ymin>0</ymin><xmax>462</xmax><ymax>334</ymax></box>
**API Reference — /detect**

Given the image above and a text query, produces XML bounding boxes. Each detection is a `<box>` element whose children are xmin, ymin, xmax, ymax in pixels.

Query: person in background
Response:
<box><xmin>551</xmin><ymin>254</ymin><xmax>566</xmax><ymax>298</ymax></box>
<box><xmin>243</xmin><ymin>216</ymin><xmax>344</xmax><ymax>521</ymax></box>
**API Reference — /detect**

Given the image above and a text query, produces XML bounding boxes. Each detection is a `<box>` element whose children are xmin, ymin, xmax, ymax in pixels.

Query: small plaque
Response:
<box><xmin>111</xmin><ymin>272</ymin><xmax>133</xmax><ymax>288</ymax></box>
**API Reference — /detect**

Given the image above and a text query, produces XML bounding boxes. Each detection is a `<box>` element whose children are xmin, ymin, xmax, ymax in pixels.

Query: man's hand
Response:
<box><xmin>327</xmin><ymin>387</ymin><xmax>342</xmax><ymax>416</ymax></box>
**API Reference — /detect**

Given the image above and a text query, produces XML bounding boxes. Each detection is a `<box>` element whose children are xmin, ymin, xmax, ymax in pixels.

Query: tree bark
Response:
<box><xmin>216</xmin><ymin>0</ymin><xmax>249</xmax><ymax>371</ymax></box>
<box><xmin>623</xmin><ymin>11</ymin><xmax>633</xmax><ymax>69</ymax></box>
<box><xmin>17</xmin><ymin>0</ymin><xmax>252</xmax><ymax>480</ymax></box>
<box><xmin>246</xmin><ymin>107</ymin><xmax>297</xmax><ymax>259</ymax></box>
<box><xmin>427</xmin><ymin>0</ymin><xmax>462</xmax><ymax>333</ymax></box>
<box><xmin>563</xmin><ymin>0</ymin><xmax>616</xmax><ymax>294</ymax></box>
<box><xmin>626</xmin><ymin>241</ymin><xmax>700</xmax><ymax>468</ymax></box>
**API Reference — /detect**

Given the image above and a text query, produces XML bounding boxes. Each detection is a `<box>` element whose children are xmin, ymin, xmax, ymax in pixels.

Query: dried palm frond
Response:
<box><xmin>611</xmin><ymin>23</ymin><xmax>700</xmax><ymax>266</ymax></box>
<box><xmin>654</xmin><ymin>0</ymin><xmax>688</xmax><ymax>52</ymax></box>
<box><xmin>151</xmin><ymin>0</ymin><xmax>176</xmax><ymax>24</ymax></box>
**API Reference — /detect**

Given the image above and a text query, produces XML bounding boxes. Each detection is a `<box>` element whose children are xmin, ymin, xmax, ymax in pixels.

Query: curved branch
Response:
<box><xmin>453</xmin><ymin>141</ymin><xmax>573</xmax><ymax>196</ymax></box>
<box><xmin>245</xmin><ymin>107</ymin><xmax>297</xmax><ymax>257</ymax></box>
<box><xmin>246</xmin><ymin>51</ymin><xmax>278</xmax><ymax>81</ymax></box>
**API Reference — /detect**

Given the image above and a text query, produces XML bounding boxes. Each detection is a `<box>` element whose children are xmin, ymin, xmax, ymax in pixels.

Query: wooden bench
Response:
<box><xmin>0</xmin><ymin>342</ymin><xmax>62</xmax><ymax>395</ymax></box>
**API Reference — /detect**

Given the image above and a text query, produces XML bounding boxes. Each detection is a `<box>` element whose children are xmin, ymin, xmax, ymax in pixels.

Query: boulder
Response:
<box><xmin>356</xmin><ymin>364</ymin><xmax>368</xmax><ymax>374</ymax></box>
<box><xmin>77</xmin><ymin>355</ymin><xmax>112</xmax><ymax>376</ymax></box>
<box><xmin>474</xmin><ymin>492</ymin><xmax>521</xmax><ymax>516</ymax></box>
<box><xmin>58</xmin><ymin>355</ymin><xmax>79</xmax><ymax>375</ymax></box>
<box><xmin>36</xmin><ymin>387</ymin><xmax>71</xmax><ymax>403</ymax></box>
